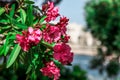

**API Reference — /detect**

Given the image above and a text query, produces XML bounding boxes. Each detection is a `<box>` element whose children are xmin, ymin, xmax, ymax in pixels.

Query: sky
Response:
<box><xmin>58</xmin><ymin>0</ymin><xmax>89</xmax><ymax>26</ymax></box>
<box><xmin>35</xmin><ymin>0</ymin><xmax>89</xmax><ymax>26</ymax></box>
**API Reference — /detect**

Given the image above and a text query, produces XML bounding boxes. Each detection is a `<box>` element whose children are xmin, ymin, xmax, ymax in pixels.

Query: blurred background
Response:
<box><xmin>1</xmin><ymin>0</ymin><xmax>120</xmax><ymax>80</ymax></box>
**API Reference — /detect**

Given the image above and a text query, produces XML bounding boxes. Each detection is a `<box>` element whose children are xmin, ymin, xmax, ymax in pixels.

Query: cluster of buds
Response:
<box><xmin>16</xmin><ymin>1</ymin><xmax>73</xmax><ymax>80</ymax></box>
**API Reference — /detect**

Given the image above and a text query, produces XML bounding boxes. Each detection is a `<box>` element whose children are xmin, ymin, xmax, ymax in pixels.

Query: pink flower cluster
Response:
<box><xmin>41</xmin><ymin>2</ymin><xmax>73</xmax><ymax>79</ymax></box>
<box><xmin>16</xmin><ymin>1</ymin><xmax>73</xmax><ymax>80</ymax></box>
<box><xmin>43</xmin><ymin>24</ymin><xmax>61</xmax><ymax>43</ymax></box>
<box><xmin>56</xmin><ymin>17</ymin><xmax>69</xmax><ymax>35</ymax></box>
<box><xmin>53</xmin><ymin>43</ymin><xmax>73</xmax><ymax>65</ymax></box>
<box><xmin>40</xmin><ymin>61</ymin><xmax>60</xmax><ymax>80</ymax></box>
<box><xmin>42</xmin><ymin>1</ymin><xmax>59</xmax><ymax>22</ymax></box>
<box><xmin>42</xmin><ymin>16</ymin><xmax>69</xmax><ymax>43</ymax></box>
<box><xmin>16</xmin><ymin>27</ymin><xmax>42</xmax><ymax>51</ymax></box>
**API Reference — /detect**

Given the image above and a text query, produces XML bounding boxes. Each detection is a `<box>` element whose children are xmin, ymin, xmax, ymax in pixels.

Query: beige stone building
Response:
<box><xmin>67</xmin><ymin>23</ymin><xmax>100</xmax><ymax>56</ymax></box>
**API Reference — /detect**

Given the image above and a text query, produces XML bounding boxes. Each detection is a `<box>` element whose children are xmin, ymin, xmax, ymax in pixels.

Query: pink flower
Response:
<box><xmin>53</xmin><ymin>43</ymin><xmax>73</xmax><ymax>65</ymax></box>
<box><xmin>56</xmin><ymin>17</ymin><xmax>69</xmax><ymax>35</ymax></box>
<box><xmin>43</xmin><ymin>24</ymin><xmax>61</xmax><ymax>43</ymax></box>
<box><xmin>16</xmin><ymin>34</ymin><xmax>30</xmax><ymax>51</ymax></box>
<box><xmin>28</xmin><ymin>27</ymin><xmax>42</xmax><ymax>45</ymax></box>
<box><xmin>62</xmin><ymin>35</ymin><xmax>70</xmax><ymax>43</ymax></box>
<box><xmin>16</xmin><ymin>27</ymin><xmax>42</xmax><ymax>51</ymax></box>
<box><xmin>42</xmin><ymin>1</ymin><xmax>59</xmax><ymax>22</ymax></box>
<box><xmin>40</xmin><ymin>61</ymin><xmax>60</xmax><ymax>80</ymax></box>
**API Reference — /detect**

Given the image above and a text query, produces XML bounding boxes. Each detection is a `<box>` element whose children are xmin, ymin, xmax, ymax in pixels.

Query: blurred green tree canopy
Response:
<box><xmin>85</xmin><ymin>0</ymin><xmax>120</xmax><ymax>77</ymax></box>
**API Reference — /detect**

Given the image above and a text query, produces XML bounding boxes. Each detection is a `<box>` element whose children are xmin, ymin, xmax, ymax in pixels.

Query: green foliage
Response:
<box><xmin>26</xmin><ymin>4</ymin><xmax>34</xmax><ymax>26</ymax></box>
<box><xmin>85</xmin><ymin>0</ymin><xmax>120</xmax><ymax>77</ymax></box>
<box><xmin>0</xmin><ymin>65</ymin><xmax>87</xmax><ymax>80</ymax></box>
<box><xmin>60</xmin><ymin>65</ymin><xmax>87</xmax><ymax>80</ymax></box>
<box><xmin>0</xmin><ymin>7</ymin><xmax>5</xmax><ymax>16</ymax></box>
<box><xmin>0</xmin><ymin>0</ymin><xmax>49</xmax><ymax>79</ymax></box>
<box><xmin>7</xmin><ymin>44</ymin><xmax>21</xmax><ymax>68</ymax></box>
<box><xmin>0</xmin><ymin>0</ymin><xmax>85</xmax><ymax>80</ymax></box>
<box><xmin>106</xmin><ymin>60</ymin><xmax>120</xmax><ymax>76</ymax></box>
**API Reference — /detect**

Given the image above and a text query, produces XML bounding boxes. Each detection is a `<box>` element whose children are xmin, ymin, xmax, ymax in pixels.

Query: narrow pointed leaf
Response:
<box><xmin>9</xmin><ymin>4</ymin><xmax>15</xmax><ymax>18</ymax></box>
<box><xmin>26</xmin><ymin>5</ymin><xmax>33</xmax><ymax>26</ymax></box>
<box><xmin>20</xmin><ymin>8</ymin><xmax>26</xmax><ymax>24</ymax></box>
<box><xmin>6</xmin><ymin>14</ymin><xmax>27</xmax><ymax>29</ymax></box>
<box><xmin>6</xmin><ymin>44</ymin><xmax>21</xmax><ymax>68</ymax></box>
<box><xmin>39</xmin><ymin>16</ymin><xmax>46</xmax><ymax>23</ymax></box>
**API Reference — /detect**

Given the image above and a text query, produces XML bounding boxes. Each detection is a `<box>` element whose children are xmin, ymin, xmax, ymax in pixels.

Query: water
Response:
<box><xmin>72</xmin><ymin>55</ymin><xmax>108</xmax><ymax>80</ymax></box>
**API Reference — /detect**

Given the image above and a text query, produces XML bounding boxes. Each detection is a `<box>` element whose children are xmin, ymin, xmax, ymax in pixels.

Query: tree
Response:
<box><xmin>85</xmin><ymin>0</ymin><xmax>120</xmax><ymax>78</ymax></box>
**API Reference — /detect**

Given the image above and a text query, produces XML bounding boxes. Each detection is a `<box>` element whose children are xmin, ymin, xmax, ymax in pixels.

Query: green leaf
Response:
<box><xmin>6</xmin><ymin>44</ymin><xmax>21</xmax><ymax>68</ymax></box>
<box><xmin>0</xmin><ymin>34</ymin><xmax>10</xmax><ymax>56</ymax></box>
<box><xmin>53</xmin><ymin>59</ymin><xmax>61</xmax><ymax>66</ymax></box>
<box><xmin>32</xmin><ymin>53</ymin><xmax>39</xmax><ymax>65</ymax></box>
<box><xmin>13</xmin><ymin>20</ymin><xmax>27</xmax><ymax>29</ymax></box>
<box><xmin>20</xmin><ymin>8</ymin><xmax>26</xmax><ymax>24</ymax></box>
<box><xmin>3</xmin><ymin>34</ymin><xmax>15</xmax><ymax>56</ymax></box>
<box><xmin>41</xmin><ymin>40</ymin><xmax>54</xmax><ymax>48</ymax></box>
<box><xmin>40</xmin><ymin>24</ymin><xmax>46</xmax><ymax>31</ymax></box>
<box><xmin>0</xmin><ymin>7</ymin><xmax>5</xmax><ymax>16</ymax></box>
<box><xmin>4</xmin><ymin>45</ymin><xmax>10</xmax><ymax>56</ymax></box>
<box><xmin>9</xmin><ymin>4</ymin><xmax>15</xmax><ymax>18</ymax></box>
<box><xmin>26</xmin><ymin>64</ymin><xmax>32</xmax><ymax>74</ymax></box>
<box><xmin>24</xmin><ymin>1</ymin><xmax>35</xmax><ymax>4</ymax></box>
<box><xmin>6</xmin><ymin>14</ymin><xmax>27</xmax><ymax>29</ymax></box>
<box><xmin>26</xmin><ymin>5</ymin><xmax>33</xmax><ymax>26</ymax></box>
<box><xmin>2</xmin><ymin>26</ymin><xmax>11</xmax><ymax>30</ymax></box>
<box><xmin>0</xmin><ymin>19</ymin><xmax>9</xmax><ymax>24</ymax></box>
<box><xmin>39</xmin><ymin>16</ymin><xmax>46</xmax><ymax>23</ymax></box>
<box><xmin>3</xmin><ymin>35</ymin><xmax>10</xmax><ymax>56</ymax></box>
<box><xmin>33</xmin><ymin>19</ymin><xmax>39</xmax><ymax>26</ymax></box>
<box><xmin>0</xmin><ymin>46</ymin><xmax>4</xmax><ymax>56</ymax></box>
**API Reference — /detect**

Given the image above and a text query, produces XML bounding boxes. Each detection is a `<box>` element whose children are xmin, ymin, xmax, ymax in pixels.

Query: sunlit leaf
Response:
<box><xmin>6</xmin><ymin>14</ymin><xmax>27</xmax><ymax>29</ymax></box>
<box><xmin>6</xmin><ymin>44</ymin><xmax>21</xmax><ymax>68</ymax></box>
<box><xmin>39</xmin><ymin>16</ymin><xmax>46</xmax><ymax>23</ymax></box>
<box><xmin>20</xmin><ymin>8</ymin><xmax>26</xmax><ymax>24</ymax></box>
<box><xmin>0</xmin><ymin>19</ymin><xmax>9</xmax><ymax>24</ymax></box>
<box><xmin>0</xmin><ymin>7</ymin><xmax>5</xmax><ymax>16</ymax></box>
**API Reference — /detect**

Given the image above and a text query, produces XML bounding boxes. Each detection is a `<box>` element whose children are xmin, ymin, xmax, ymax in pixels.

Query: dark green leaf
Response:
<box><xmin>33</xmin><ymin>19</ymin><xmax>39</xmax><ymax>26</ymax></box>
<box><xmin>24</xmin><ymin>1</ymin><xmax>35</xmax><ymax>4</ymax></box>
<box><xmin>9</xmin><ymin>4</ymin><xmax>15</xmax><ymax>18</ymax></box>
<box><xmin>26</xmin><ymin>5</ymin><xmax>33</xmax><ymax>26</ymax></box>
<box><xmin>6</xmin><ymin>14</ymin><xmax>27</xmax><ymax>29</ymax></box>
<box><xmin>6</xmin><ymin>44</ymin><xmax>21</xmax><ymax>68</ymax></box>
<box><xmin>0</xmin><ymin>46</ymin><xmax>4</xmax><ymax>56</ymax></box>
<box><xmin>26</xmin><ymin>64</ymin><xmax>32</xmax><ymax>74</ymax></box>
